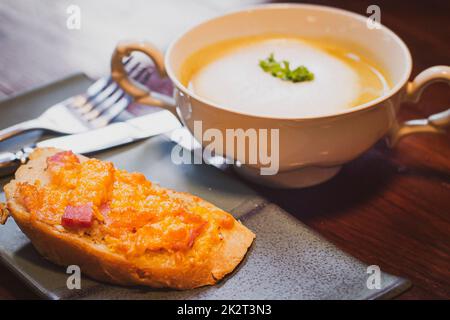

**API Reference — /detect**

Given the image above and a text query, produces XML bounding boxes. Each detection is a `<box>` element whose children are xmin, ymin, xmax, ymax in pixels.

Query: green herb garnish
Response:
<box><xmin>259</xmin><ymin>53</ymin><xmax>314</xmax><ymax>83</ymax></box>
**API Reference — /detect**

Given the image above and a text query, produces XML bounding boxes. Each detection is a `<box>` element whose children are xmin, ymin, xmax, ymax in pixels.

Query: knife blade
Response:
<box><xmin>0</xmin><ymin>110</ymin><xmax>181</xmax><ymax>174</ymax></box>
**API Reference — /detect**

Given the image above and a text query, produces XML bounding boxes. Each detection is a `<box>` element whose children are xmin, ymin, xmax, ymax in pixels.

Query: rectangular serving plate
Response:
<box><xmin>0</xmin><ymin>74</ymin><xmax>410</xmax><ymax>299</ymax></box>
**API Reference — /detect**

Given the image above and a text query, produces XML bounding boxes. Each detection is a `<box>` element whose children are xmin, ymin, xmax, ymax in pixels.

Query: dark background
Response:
<box><xmin>0</xmin><ymin>0</ymin><xmax>449</xmax><ymax>299</ymax></box>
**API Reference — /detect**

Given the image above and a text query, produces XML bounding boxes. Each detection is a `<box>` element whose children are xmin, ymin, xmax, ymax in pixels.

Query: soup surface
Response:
<box><xmin>180</xmin><ymin>35</ymin><xmax>390</xmax><ymax>118</ymax></box>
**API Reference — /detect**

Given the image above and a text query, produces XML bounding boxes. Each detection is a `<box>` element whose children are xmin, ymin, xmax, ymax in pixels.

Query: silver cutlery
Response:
<box><xmin>0</xmin><ymin>110</ymin><xmax>181</xmax><ymax>173</ymax></box>
<box><xmin>0</xmin><ymin>56</ymin><xmax>152</xmax><ymax>142</ymax></box>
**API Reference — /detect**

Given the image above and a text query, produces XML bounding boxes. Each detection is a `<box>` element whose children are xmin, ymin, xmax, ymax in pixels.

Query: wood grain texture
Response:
<box><xmin>0</xmin><ymin>0</ymin><xmax>449</xmax><ymax>299</ymax></box>
<box><xmin>264</xmin><ymin>0</ymin><xmax>450</xmax><ymax>300</ymax></box>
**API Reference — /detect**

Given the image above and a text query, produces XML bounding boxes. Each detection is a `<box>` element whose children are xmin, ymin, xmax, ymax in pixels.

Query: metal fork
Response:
<box><xmin>0</xmin><ymin>57</ymin><xmax>151</xmax><ymax>142</ymax></box>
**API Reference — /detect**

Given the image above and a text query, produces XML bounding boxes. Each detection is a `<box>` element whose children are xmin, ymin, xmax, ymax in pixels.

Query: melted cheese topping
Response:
<box><xmin>16</xmin><ymin>152</ymin><xmax>235</xmax><ymax>257</ymax></box>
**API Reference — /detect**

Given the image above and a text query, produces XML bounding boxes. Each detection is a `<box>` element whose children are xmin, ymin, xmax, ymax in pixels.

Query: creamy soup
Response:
<box><xmin>180</xmin><ymin>35</ymin><xmax>390</xmax><ymax>118</ymax></box>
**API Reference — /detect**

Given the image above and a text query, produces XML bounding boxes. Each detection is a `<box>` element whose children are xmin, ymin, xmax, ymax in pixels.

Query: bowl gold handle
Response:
<box><xmin>111</xmin><ymin>41</ymin><xmax>180</xmax><ymax>121</ymax></box>
<box><xmin>389</xmin><ymin>65</ymin><xmax>450</xmax><ymax>146</ymax></box>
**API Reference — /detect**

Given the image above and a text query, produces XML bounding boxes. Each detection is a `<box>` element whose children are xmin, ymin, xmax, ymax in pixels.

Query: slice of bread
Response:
<box><xmin>2</xmin><ymin>148</ymin><xmax>255</xmax><ymax>289</ymax></box>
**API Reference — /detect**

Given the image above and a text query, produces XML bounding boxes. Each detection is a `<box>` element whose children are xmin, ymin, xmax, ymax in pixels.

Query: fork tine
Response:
<box><xmin>82</xmin><ymin>90</ymin><xmax>121</xmax><ymax>118</ymax></box>
<box><xmin>132</xmin><ymin>67</ymin><xmax>146</xmax><ymax>82</ymax></box>
<box><xmin>122</xmin><ymin>55</ymin><xmax>132</xmax><ymax>65</ymax></box>
<box><xmin>71</xmin><ymin>56</ymin><xmax>135</xmax><ymax>111</ymax></box>
<box><xmin>82</xmin><ymin>90</ymin><xmax>125</xmax><ymax>121</ymax></box>
<box><xmin>81</xmin><ymin>65</ymin><xmax>149</xmax><ymax>122</ymax></box>
<box><xmin>87</xmin><ymin>68</ymin><xmax>153</xmax><ymax>128</ymax></box>
<box><xmin>136</xmin><ymin>67</ymin><xmax>152</xmax><ymax>86</ymax></box>
<box><xmin>125</xmin><ymin>60</ymin><xmax>141</xmax><ymax>76</ymax></box>
<box><xmin>77</xmin><ymin>61</ymin><xmax>141</xmax><ymax>115</ymax></box>
<box><xmin>141</xmin><ymin>68</ymin><xmax>151</xmax><ymax>84</ymax></box>
<box><xmin>89</xmin><ymin>97</ymin><xmax>130</xmax><ymax>129</ymax></box>
<box><xmin>77</xmin><ymin>82</ymin><xmax>119</xmax><ymax>114</ymax></box>
<box><xmin>85</xmin><ymin>56</ymin><xmax>134</xmax><ymax>100</ymax></box>
<box><xmin>80</xmin><ymin>62</ymin><xmax>142</xmax><ymax>115</ymax></box>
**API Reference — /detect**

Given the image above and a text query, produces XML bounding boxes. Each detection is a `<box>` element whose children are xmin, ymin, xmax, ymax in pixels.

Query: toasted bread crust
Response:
<box><xmin>4</xmin><ymin>148</ymin><xmax>254</xmax><ymax>289</ymax></box>
<box><xmin>0</xmin><ymin>202</ymin><xmax>8</xmax><ymax>225</ymax></box>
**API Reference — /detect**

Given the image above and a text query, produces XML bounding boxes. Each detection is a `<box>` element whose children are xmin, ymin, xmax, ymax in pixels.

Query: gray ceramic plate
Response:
<box><xmin>0</xmin><ymin>74</ymin><xmax>410</xmax><ymax>299</ymax></box>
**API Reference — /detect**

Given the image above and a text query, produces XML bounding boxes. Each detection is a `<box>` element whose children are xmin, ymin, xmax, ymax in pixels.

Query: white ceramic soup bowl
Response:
<box><xmin>111</xmin><ymin>4</ymin><xmax>449</xmax><ymax>188</ymax></box>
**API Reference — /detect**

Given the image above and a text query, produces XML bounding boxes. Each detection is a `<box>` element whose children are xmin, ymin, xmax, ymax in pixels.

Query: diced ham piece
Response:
<box><xmin>47</xmin><ymin>151</ymin><xmax>79</xmax><ymax>166</ymax></box>
<box><xmin>61</xmin><ymin>203</ymin><xmax>94</xmax><ymax>228</ymax></box>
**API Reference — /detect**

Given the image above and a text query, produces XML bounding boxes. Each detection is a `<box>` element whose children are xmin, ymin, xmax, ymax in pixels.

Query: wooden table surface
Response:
<box><xmin>0</xmin><ymin>0</ymin><xmax>449</xmax><ymax>299</ymax></box>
